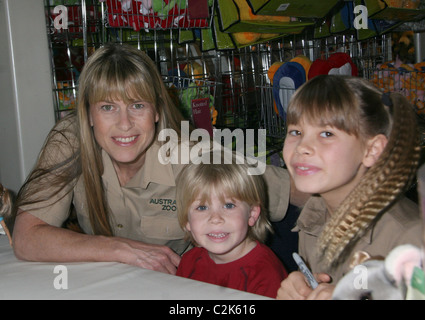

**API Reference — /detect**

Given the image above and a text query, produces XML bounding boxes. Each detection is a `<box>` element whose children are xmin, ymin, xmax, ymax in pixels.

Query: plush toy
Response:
<box><xmin>57</xmin><ymin>82</ymin><xmax>77</xmax><ymax>111</ymax></box>
<box><xmin>370</xmin><ymin>58</ymin><xmax>425</xmax><ymax>114</ymax></box>
<box><xmin>104</xmin><ymin>0</ymin><xmax>210</xmax><ymax>30</ymax></box>
<box><xmin>272</xmin><ymin>61</ymin><xmax>306</xmax><ymax>119</ymax></box>
<box><xmin>183</xmin><ymin>62</ymin><xmax>204</xmax><ymax>80</ymax></box>
<box><xmin>383</xmin><ymin>0</ymin><xmax>420</xmax><ymax>9</ymax></box>
<box><xmin>308</xmin><ymin>58</ymin><xmax>333</xmax><ymax>79</ymax></box>
<box><xmin>291</xmin><ymin>55</ymin><xmax>312</xmax><ymax>79</ymax></box>
<box><xmin>0</xmin><ymin>183</ymin><xmax>12</xmax><ymax>247</ymax></box>
<box><xmin>105</xmin><ymin>0</ymin><xmax>151</xmax><ymax>12</ymax></box>
<box><xmin>404</xmin><ymin>0</ymin><xmax>420</xmax><ymax>8</ymax></box>
<box><xmin>269</xmin><ymin>55</ymin><xmax>312</xmax><ymax>119</ymax></box>
<box><xmin>309</xmin><ymin>52</ymin><xmax>358</xmax><ymax>79</ymax></box>
<box><xmin>333</xmin><ymin>245</ymin><xmax>425</xmax><ymax>300</ymax></box>
<box><xmin>232</xmin><ymin>32</ymin><xmax>261</xmax><ymax>45</ymax></box>
<box><xmin>233</xmin><ymin>0</ymin><xmax>290</xmax><ymax>23</ymax></box>
<box><xmin>267</xmin><ymin>62</ymin><xmax>284</xmax><ymax>84</ymax></box>
<box><xmin>328</xmin><ymin>52</ymin><xmax>358</xmax><ymax>76</ymax></box>
<box><xmin>153</xmin><ymin>0</ymin><xmax>186</xmax><ymax>18</ymax></box>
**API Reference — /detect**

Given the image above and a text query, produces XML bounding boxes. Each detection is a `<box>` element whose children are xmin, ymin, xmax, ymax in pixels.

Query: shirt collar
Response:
<box><xmin>101</xmin><ymin>141</ymin><xmax>176</xmax><ymax>190</ymax></box>
<box><xmin>137</xmin><ymin>141</ymin><xmax>176</xmax><ymax>189</ymax></box>
<box><xmin>295</xmin><ymin>195</ymin><xmax>374</xmax><ymax>244</ymax></box>
<box><xmin>295</xmin><ymin>196</ymin><xmax>327</xmax><ymax>237</ymax></box>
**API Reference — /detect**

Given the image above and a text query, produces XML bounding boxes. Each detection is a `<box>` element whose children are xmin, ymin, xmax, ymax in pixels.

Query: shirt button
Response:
<box><xmin>117</xmin><ymin>224</ymin><xmax>124</xmax><ymax>229</ymax></box>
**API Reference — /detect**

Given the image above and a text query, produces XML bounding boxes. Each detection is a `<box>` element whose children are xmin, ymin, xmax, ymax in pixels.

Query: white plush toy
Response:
<box><xmin>333</xmin><ymin>245</ymin><xmax>425</xmax><ymax>300</ymax></box>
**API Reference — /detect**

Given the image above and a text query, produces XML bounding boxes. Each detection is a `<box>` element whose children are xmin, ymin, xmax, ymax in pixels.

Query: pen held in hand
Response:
<box><xmin>292</xmin><ymin>252</ymin><xmax>319</xmax><ymax>289</ymax></box>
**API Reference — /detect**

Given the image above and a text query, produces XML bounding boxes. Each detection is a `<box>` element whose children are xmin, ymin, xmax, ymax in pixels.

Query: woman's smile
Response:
<box><xmin>112</xmin><ymin>135</ymin><xmax>139</xmax><ymax>146</ymax></box>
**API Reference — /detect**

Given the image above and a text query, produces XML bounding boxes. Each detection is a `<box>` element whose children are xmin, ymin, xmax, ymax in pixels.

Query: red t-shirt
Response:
<box><xmin>176</xmin><ymin>241</ymin><xmax>287</xmax><ymax>298</ymax></box>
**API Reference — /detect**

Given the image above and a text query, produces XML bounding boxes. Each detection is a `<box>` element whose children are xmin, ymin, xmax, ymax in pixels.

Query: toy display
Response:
<box><xmin>102</xmin><ymin>0</ymin><xmax>212</xmax><ymax>30</ymax></box>
<box><xmin>268</xmin><ymin>52</ymin><xmax>360</xmax><ymax>120</ymax></box>
<box><xmin>56</xmin><ymin>82</ymin><xmax>77</xmax><ymax>111</ymax></box>
<box><xmin>371</xmin><ymin>60</ymin><xmax>425</xmax><ymax>115</ymax></box>
<box><xmin>216</xmin><ymin>0</ymin><xmax>312</xmax><ymax>35</ymax></box>
<box><xmin>268</xmin><ymin>55</ymin><xmax>313</xmax><ymax>119</ymax></box>
<box><xmin>366</xmin><ymin>0</ymin><xmax>425</xmax><ymax>21</ymax></box>
<box><xmin>250</xmin><ymin>0</ymin><xmax>341</xmax><ymax>19</ymax></box>
<box><xmin>309</xmin><ymin>52</ymin><xmax>358</xmax><ymax>79</ymax></box>
<box><xmin>29</xmin><ymin>0</ymin><xmax>425</xmax><ymax>301</ymax></box>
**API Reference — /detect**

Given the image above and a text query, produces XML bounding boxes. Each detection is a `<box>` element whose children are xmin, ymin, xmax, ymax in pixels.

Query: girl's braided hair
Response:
<box><xmin>319</xmin><ymin>80</ymin><xmax>420</xmax><ymax>268</ymax></box>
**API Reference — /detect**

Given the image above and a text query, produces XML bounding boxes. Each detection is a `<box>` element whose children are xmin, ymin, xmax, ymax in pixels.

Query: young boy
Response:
<box><xmin>176</xmin><ymin>151</ymin><xmax>287</xmax><ymax>298</ymax></box>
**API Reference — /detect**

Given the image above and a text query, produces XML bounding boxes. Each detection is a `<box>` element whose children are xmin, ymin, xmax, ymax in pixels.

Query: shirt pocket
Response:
<box><xmin>140</xmin><ymin>215</ymin><xmax>186</xmax><ymax>240</ymax></box>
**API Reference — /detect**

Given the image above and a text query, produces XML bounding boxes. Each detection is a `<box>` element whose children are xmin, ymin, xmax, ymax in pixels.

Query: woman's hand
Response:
<box><xmin>113</xmin><ymin>237</ymin><xmax>181</xmax><ymax>274</ymax></box>
<box><xmin>276</xmin><ymin>271</ymin><xmax>333</xmax><ymax>300</ymax></box>
<box><xmin>13</xmin><ymin>211</ymin><xmax>181</xmax><ymax>275</ymax></box>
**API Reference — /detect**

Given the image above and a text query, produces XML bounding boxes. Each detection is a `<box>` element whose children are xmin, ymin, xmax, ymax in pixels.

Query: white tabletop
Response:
<box><xmin>0</xmin><ymin>235</ymin><xmax>270</xmax><ymax>300</ymax></box>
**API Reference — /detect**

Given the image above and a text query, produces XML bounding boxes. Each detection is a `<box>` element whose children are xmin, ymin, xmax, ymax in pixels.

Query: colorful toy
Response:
<box><xmin>370</xmin><ymin>58</ymin><xmax>425</xmax><ymax>115</ymax></box>
<box><xmin>272</xmin><ymin>61</ymin><xmax>306</xmax><ymax>119</ymax></box>
<box><xmin>290</xmin><ymin>55</ymin><xmax>312</xmax><ymax>79</ymax></box>
<box><xmin>104</xmin><ymin>0</ymin><xmax>210</xmax><ymax>30</ymax></box>
<box><xmin>232</xmin><ymin>32</ymin><xmax>261</xmax><ymax>45</ymax></box>
<box><xmin>183</xmin><ymin>62</ymin><xmax>204</xmax><ymax>81</ymax></box>
<box><xmin>328</xmin><ymin>52</ymin><xmax>358</xmax><ymax>76</ymax></box>
<box><xmin>333</xmin><ymin>244</ymin><xmax>425</xmax><ymax>300</ymax></box>
<box><xmin>57</xmin><ymin>82</ymin><xmax>77</xmax><ymax>111</ymax></box>
<box><xmin>267</xmin><ymin>61</ymin><xmax>285</xmax><ymax>85</ymax></box>
<box><xmin>268</xmin><ymin>56</ymin><xmax>312</xmax><ymax>118</ymax></box>
<box><xmin>383</xmin><ymin>0</ymin><xmax>420</xmax><ymax>9</ymax></box>
<box><xmin>309</xmin><ymin>52</ymin><xmax>358</xmax><ymax>79</ymax></box>
<box><xmin>233</xmin><ymin>0</ymin><xmax>291</xmax><ymax>23</ymax></box>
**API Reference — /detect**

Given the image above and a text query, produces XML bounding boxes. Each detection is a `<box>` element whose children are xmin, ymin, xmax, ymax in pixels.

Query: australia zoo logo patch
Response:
<box><xmin>150</xmin><ymin>198</ymin><xmax>177</xmax><ymax>212</ymax></box>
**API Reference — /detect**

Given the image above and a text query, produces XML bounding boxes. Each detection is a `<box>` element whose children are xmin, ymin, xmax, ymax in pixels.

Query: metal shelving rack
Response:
<box><xmin>44</xmin><ymin>0</ymin><xmax>423</xmax><ymax>160</ymax></box>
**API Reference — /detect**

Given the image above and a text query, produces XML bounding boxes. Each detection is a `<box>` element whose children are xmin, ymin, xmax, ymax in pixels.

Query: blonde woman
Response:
<box><xmin>277</xmin><ymin>75</ymin><xmax>422</xmax><ymax>299</ymax></box>
<box><xmin>176</xmin><ymin>151</ymin><xmax>287</xmax><ymax>298</ymax></box>
<box><xmin>12</xmin><ymin>44</ymin><xmax>295</xmax><ymax>274</ymax></box>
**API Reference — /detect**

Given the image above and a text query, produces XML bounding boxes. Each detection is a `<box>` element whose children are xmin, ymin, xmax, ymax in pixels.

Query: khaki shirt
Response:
<box><xmin>24</xmin><ymin>118</ymin><xmax>290</xmax><ymax>255</ymax></box>
<box><xmin>295</xmin><ymin>195</ymin><xmax>423</xmax><ymax>283</ymax></box>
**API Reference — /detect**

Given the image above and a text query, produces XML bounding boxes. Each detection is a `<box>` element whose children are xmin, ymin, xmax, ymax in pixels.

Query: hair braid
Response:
<box><xmin>318</xmin><ymin>92</ymin><xmax>420</xmax><ymax>269</ymax></box>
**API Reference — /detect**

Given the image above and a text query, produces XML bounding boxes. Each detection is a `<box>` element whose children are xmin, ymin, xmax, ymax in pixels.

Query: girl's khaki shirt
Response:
<box><xmin>295</xmin><ymin>195</ymin><xmax>423</xmax><ymax>283</ymax></box>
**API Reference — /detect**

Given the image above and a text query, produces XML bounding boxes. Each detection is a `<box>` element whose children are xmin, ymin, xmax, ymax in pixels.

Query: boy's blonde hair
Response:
<box><xmin>176</xmin><ymin>151</ymin><xmax>272</xmax><ymax>244</ymax></box>
<box><xmin>288</xmin><ymin>75</ymin><xmax>420</xmax><ymax>269</ymax></box>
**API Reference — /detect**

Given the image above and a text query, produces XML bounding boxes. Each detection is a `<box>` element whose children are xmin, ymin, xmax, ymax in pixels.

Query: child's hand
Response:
<box><xmin>276</xmin><ymin>271</ymin><xmax>312</xmax><ymax>299</ymax></box>
<box><xmin>276</xmin><ymin>272</ymin><xmax>332</xmax><ymax>300</ymax></box>
<box><xmin>306</xmin><ymin>282</ymin><xmax>335</xmax><ymax>300</ymax></box>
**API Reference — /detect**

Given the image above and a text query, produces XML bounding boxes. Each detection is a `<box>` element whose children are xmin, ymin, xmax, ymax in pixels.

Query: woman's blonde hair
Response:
<box><xmin>14</xmin><ymin>43</ymin><xmax>185</xmax><ymax>236</ymax></box>
<box><xmin>176</xmin><ymin>150</ymin><xmax>272</xmax><ymax>244</ymax></box>
<box><xmin>287</xmin><ymin>75</ymin><xmax>420</xmax><ymax>268</ymax></box>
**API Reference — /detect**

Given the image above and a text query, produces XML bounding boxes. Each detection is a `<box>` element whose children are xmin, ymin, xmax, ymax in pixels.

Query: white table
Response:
<box><xmin>0</xmin><ymin>235</ymin><xmax>270</xmax><ymax>300</ymax></box>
